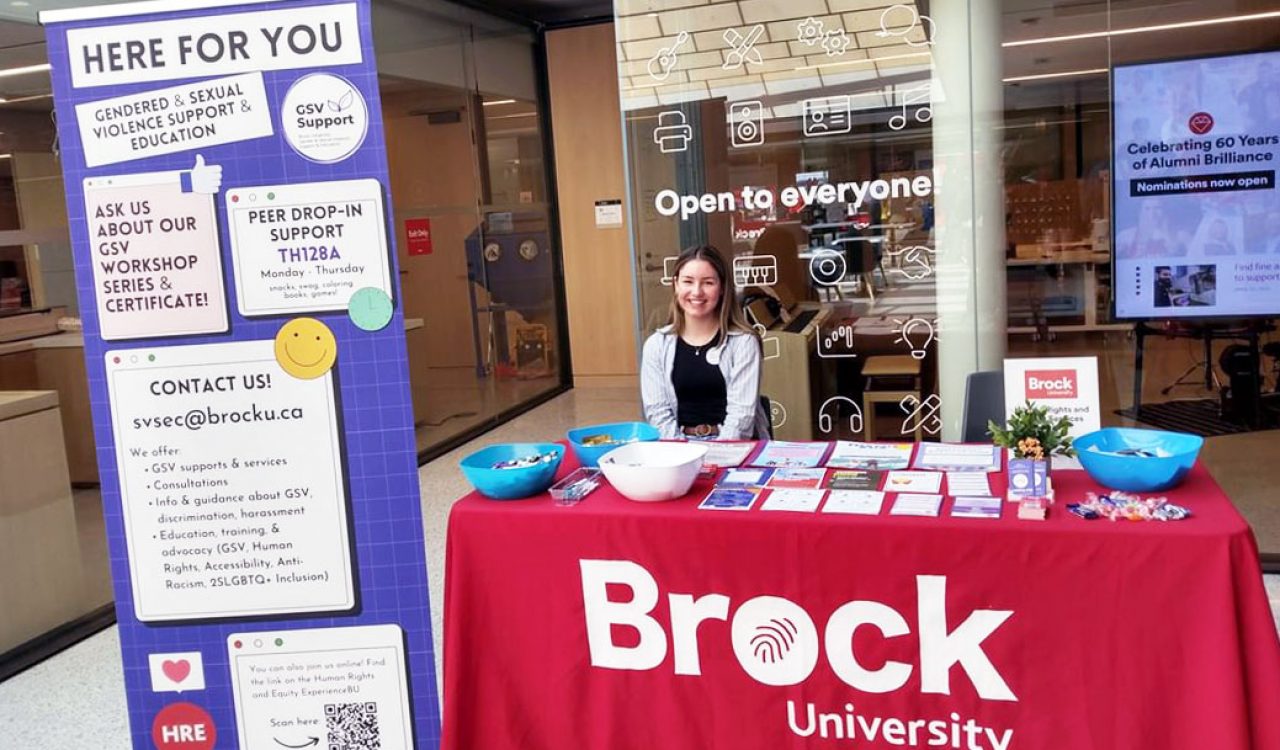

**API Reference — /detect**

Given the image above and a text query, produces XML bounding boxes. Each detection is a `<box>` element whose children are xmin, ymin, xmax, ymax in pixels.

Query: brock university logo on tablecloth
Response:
<box><xmin>578</xmin><ymin>560</ymin><xmax>1020</xmax><ymax>747</ymax></box>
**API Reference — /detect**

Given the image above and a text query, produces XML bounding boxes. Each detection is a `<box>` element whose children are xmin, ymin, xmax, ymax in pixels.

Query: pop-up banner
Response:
<box><xmin>41</xmin><ymin>1</ymin><xmax>441</xmax><ymax>747</ymax></box>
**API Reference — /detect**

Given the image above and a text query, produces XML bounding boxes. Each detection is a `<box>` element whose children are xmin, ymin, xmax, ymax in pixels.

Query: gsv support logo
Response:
<box><xmin>580</xmin><ymin>559</ymin><xmax>1017</xmax><ymax>701</ymax></box>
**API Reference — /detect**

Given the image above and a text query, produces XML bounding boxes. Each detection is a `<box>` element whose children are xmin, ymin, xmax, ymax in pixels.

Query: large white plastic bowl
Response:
<box><xmin>598</xmin><ymin>441</ymin><xmax>709</xmax><ymax>502</ymax></box>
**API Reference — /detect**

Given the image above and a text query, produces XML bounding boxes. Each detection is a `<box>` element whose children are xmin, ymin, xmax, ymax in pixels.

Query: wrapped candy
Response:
<box><xmin>492</xmin><ymin>451</ymin><xmax>559</xmax><ymax>470</ymax></box>
<box><xmin>1067</xmin><ymin>491</ymin><xmax>1191</xmax><ymax>522</ymax></box>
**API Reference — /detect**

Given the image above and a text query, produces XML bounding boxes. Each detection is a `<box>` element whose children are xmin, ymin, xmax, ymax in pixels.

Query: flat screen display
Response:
<box><xmin>1113</xmin><ymin>50</ymin><xmax>1280</xmax><ymax>319</ymax></box>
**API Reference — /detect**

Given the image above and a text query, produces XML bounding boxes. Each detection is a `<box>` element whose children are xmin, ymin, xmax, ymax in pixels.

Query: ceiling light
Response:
<box><xmin>0</xmin><ymin>94</ymin><xmax>51</xmax><ymax>104</ymax></box>
<box><xmin>0</xmin><ymin>63</ymin><xmax>50</xmax><ymax>79</ymax></box>
<box><xmin>1004</xmin><ymin>11</ymin><xmax>1280</xmax><ymax>47</ymax></box>
<box><xmin>1003</xmin><ymin>67</ymin><xmax>1108</xmax><ymax>83</ymax></box>
<box><xmin>0</xmin><ymin>154</ymin><xmax>12</xmax><ymax>159</ymax></box>
<box><xmin>482</xmin><ymin>99</ymin><xmax>516</xmax><ymax>106</ymax></box>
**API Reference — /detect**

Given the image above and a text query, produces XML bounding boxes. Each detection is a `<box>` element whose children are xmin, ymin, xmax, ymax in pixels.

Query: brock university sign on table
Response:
<box><xmin>581</xmin><ymin>559</ymin><xmax>1018</xmax><ymax>749</ymax></box>
<box><xmin>42</xmin><ymin>1</ymin><xmax>441</xmax><ymax>748</ymax></box>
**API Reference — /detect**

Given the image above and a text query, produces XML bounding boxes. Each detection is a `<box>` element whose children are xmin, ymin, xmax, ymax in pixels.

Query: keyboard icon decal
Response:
<box><xmin>733</xmin><ymin>255</ymin><xmax>778</xmax><ymax>288</ymax></box>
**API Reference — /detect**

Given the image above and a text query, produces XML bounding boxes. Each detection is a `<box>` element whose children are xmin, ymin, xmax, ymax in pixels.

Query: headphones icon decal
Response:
<box><xmin>817</xmin><ymin>396</ymin><xmax>864</xmax><ymax>435</ymax></box>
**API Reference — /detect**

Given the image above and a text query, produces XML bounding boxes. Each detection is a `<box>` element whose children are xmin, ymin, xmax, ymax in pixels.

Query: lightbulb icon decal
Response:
<box><xmin>893</xmin><ymin>317</ymin><xmax>936</xmax><ymax>360</ymax></box>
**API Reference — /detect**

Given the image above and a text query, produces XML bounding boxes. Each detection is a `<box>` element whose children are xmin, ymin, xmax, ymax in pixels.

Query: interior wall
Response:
<box><xmin>12</xmin><ymin>152</ymin><xmax>75</xmax><ymax>313</ymax></box>
<box><xmin>383</xmin><ymin>90</ymin><xmax>480</xmax><ymax>370</ymax></box>
<box><xmin>546</xmin><ymin>23</ymin><xmax>638</xmax><ymax>382</ymax></box>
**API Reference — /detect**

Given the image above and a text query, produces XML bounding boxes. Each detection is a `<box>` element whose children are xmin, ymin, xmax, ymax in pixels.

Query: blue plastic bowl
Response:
<box><xmin>1074</xmin><ymin>428</ymin><xmax>1203</xmax><ymax>493</ymax></box>
<box><xmin>566</xmin><ymin>422</ymin><xmax>660</xmax><ymax>467</ymax></box>
<box><xmin>459</xmin><ymin>443</ymin><xmax>564</xmax><ymax>500</ymax></box>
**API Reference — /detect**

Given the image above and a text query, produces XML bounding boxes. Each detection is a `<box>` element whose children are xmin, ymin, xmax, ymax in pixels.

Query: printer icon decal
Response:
<box><xmin>653</xmin><ymin>110</ymin><xmax>693</xmax><ymax>154</ymax></box>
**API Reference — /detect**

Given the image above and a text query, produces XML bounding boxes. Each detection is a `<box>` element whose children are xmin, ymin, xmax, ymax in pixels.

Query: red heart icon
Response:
<box><xmin>162</xmin><ymin>659</ymin><xmax>191</xmax><ymax>684</ymax></box>
<box><xmin>1188</xmin><ymin>112</ymin><xmax>1214</xmax><ymax>135</ymax></box>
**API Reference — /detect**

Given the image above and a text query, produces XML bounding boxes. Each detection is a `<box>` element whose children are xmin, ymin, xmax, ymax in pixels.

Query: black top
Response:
<box><xmin>672</xmin><ymin>333</ymin><xmax>727</xmax><ymax>427</ymax></box>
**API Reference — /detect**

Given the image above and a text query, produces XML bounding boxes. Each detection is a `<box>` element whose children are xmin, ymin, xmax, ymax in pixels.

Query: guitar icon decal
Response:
<box><xmin>647</xmin><ymin>31</ymin><xmax>690</xmax><ymax>82</ymax></box>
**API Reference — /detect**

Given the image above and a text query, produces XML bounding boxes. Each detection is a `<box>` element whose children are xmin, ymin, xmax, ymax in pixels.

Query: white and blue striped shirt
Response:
<box><xmin>640</xmin><ymin>325</ymin><xmax>768</xmax><ymax>440</ymax></box>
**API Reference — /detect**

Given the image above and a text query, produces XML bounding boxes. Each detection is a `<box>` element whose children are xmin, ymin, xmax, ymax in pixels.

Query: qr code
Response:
<box><xmin>325</xmin><ymin>702</ymin><xmax>380</xmax><ymax>750</ymax></box>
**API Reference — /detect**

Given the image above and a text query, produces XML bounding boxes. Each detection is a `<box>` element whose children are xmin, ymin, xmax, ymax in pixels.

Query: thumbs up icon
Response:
<box><xmin>186</xmin><ymin>154</ymin><xmax>223</xmax><ymax>195</ymax></box>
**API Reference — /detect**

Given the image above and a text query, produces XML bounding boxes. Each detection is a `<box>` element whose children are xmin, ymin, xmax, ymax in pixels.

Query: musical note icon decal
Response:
<box><xmin>647</xmin><ymin>31</ymin><xmax>690</xmax><ymax>82</ymax></box>
<box><xmin>889</xmin><ymin>84</ymin><xmax>933</xmax><ymax>131</ymax></box>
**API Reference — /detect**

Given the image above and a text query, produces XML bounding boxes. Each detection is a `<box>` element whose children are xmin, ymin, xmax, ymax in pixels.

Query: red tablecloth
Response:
<box><xmin>442</xmin><ymin>448</ymin><xmax>1280</xmax><ymax>750</ymax></box>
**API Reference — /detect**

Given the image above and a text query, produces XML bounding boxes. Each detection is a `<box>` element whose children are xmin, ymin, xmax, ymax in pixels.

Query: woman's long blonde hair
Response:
<box><xmin>667</xmin><ymin>245</ymin><xmax>757</xmax><ymax>338</ymax></box>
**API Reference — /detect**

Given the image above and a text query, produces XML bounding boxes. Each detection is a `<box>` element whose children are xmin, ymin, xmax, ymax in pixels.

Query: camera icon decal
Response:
<box><xmin>729</xmin><ymin>100</ymin><xmax>765</xmax><ymax>148</ymax></box>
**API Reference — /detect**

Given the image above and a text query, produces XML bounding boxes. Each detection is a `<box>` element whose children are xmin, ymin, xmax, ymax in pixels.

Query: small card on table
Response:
<box><xmin>822</xmin><ymin>490</ymin><xmax>885</xmax><ymax>515</ymax></box>
<box><xmin>825</xmin><ymin>440</ymin><xmax>914</xmax><ymax>470</ymax></box>
<box><xmin>718</xmin><ymin>468</ymin><xmax>773</xmax><ymax>487</ymax></box>
<box><xmin>950</xmin><ymin>496</ymin><xmax>1002</xmax><ymax>519</ymax></box>
<box><xmin>913</xmin><ymin>443</ymin><xmax>1003</xmax><ymax>473</ymax></box>
<box><xmin>884</xmin><ymin>470</ymin><xmax>944</xmax><ymax>494</ymax></box>
<box><xmin>750</xmin><ymin>441</ymin><xmax>829</xmax><ymax>468</ymax></box>
<box><xmin>946</xmin><ymin>472</ymin><xmax>992</xmax><ymax>496</ymax></box>
<box><xmin>825</xmin><ymin>469</ymin><xmax>884</xmax><ymax>491</ymax></box>
<box><xmin>699</xmin><ymin>487</ymin><xmax>761</xmax><ymax>511</ymax></box>
<box><xmin>767</xmin><ymin>468</ymin><xmax>827</xmax><ymax>489</ymax></box>
<box><xmin>702</xmin><ymin>441</ymin><xmax>757</xmax><ymax>468</ymax></box>
<box><xmin>760</xmin><ymin>489</ymin><xmax>826</xmax><ymax>512</ymax></box>
<box><xmin>889</xmin><ymin>493</ymin><xmax>944</xmax><ymax>517</ymax></box>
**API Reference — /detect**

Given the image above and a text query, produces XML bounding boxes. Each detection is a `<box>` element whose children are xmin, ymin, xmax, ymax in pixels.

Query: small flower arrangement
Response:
<box><xmin>988</xmin><ymin>401</ymin><xmax>1076</xmax><ymax>459</ymax></box>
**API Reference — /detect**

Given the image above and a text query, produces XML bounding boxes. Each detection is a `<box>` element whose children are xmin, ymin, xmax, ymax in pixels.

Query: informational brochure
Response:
<box><xmin>702</xmin><ymin>440</ymin><xmax>757</xmax><ymax>468</ymax></box>
<box><xmin>946</xmin><ymin>472</ymin><xmax>993</xmax><ymax>497</ymax></box>
<box><xmin>825</xmin><ymin>469</ymin><xmax>885</xmax><ymax>491</ymax></box>
<box><xmin>825</xmin><ymin>440</ymin><xmax>915</xmax><ymax>470</ymax></box>
<box><xmin>767</xmin><ymin>468</ymin><xmax>827</xmax><ymax>489</ymax></box>
<box><xmin>884</xmin><ymin>470</ymin><xmax>944</xmax><ymax>494</ymax></box>
<box><xmin>822</xmin><ymin>490</ymin><xmax>886</xmax><ymax>515</ymax></box>
<box><xmin>718</xmin><ymin>468</ymin><xmax>774</xmax><ymax>487</ymax></box>
<box><xmin>699</xmin><ymin>487</ymin><xmax>761</xmax><ymax>510</ymax></box>
<box><xmin>913</xmin><ymin>443</ymin><xmax>1003</xmax><ymax>472</ymax></box>
<box><xmin>889</xmin><ymin>493</ymin><xmax>944</xmax><ymax>517</ymax></box>
<box><xmin>760</xmin><ymin>489</ymin><xmax>826</xmax><ymax>512</ymax></box>
<box><xmin>950</xmin><ymin>496</ymin><xmax>1003</xmax><ymax>519</ymax></box>
<box><xmin>750</xmin><ymin>440</ymin><xmax>829</xmax><ymax>468</ymax></box>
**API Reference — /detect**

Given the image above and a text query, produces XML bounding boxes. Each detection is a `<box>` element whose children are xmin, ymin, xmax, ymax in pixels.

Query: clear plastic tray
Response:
<box><xmin>549</xmin><ymin>468</ymin><xmax>603</xmax><ymax>505</ymax></box>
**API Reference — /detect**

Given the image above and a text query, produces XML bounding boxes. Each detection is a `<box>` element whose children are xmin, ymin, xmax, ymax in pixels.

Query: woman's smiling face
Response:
<box><xmin>675</xmin><ymin>258</ymin><xmax>721</xmax><ymax>322</ymax></box>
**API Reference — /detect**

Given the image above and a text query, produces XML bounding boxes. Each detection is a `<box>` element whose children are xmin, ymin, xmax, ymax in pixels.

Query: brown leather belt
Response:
<box><xmin>681</xmin><ymin>424</ymin><xmax>719</xmax><ymax>438</ymax></box>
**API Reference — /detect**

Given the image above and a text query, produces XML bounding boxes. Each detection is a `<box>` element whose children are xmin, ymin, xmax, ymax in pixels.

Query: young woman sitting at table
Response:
<box><xmin>641</xmin><ymin>244</ymin><xmax>769</xmax><ymax>440</ymax></box>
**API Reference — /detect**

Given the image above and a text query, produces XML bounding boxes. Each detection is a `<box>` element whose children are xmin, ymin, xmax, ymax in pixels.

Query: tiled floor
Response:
<box><xmin>1</xmin><ymin>386</ymin><xmax>1277</xmax><ymax>749</ymax></box>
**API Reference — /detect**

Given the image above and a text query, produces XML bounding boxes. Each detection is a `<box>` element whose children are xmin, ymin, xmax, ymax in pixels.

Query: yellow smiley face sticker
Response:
<box><xmin>274</xmin><ymin>318</ymin><xmax>337</xmax><ymax>380</ymax></box>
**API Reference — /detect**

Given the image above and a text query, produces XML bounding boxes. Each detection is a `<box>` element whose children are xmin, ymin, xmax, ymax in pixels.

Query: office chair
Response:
<box><xmin>758</xmin><ymin>395</ymin><xmax>775</xmax><ymax>440</ymax></box>
<box><xmin>961</xmin><ymin>371</ymin><xmax>1005</xmax><ymax>443</ymax></box>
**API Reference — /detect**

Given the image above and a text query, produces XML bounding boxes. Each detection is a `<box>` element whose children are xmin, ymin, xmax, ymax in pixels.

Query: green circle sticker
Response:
<box><xmin>347</xmin><ymin>287</ymin><xmax>394</xmax><ymax>331</ymax></box>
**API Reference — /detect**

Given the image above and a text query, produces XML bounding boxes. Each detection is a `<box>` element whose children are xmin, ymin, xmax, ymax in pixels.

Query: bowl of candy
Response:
<box><xmin>1073</xmin><ymin>428</ymin><xmax>1203</xmax><ymax>492</ymax></box>
<box><xmin>567</xmin><ymin>421</ymin><xmax>660</xmax><ymax>467</ymax></box>
<box><xmin>459</xmin><ymin>443</ymin><xmax>564</xmax><ymax>500</ymax></box>
<box><xmin>597</xmin><ymin>441</ymin><xmax>708</xmax><ymax>502</ymax></box>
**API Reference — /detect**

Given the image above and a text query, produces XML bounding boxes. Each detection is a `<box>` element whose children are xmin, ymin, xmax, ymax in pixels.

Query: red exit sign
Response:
<box><xmin>406</xmin><ymin>217</ymin><xmax>432</xmax><ymax>256</ymax></box>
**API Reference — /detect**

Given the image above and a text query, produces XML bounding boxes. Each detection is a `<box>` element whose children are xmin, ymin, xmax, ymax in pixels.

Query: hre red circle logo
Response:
<box><xmin>152</xmin><ymin>702</ymin><xmax>216</xmax><ymax>750</ymax></box>
<box><xmin>1189</xmin><ymin>112</ymin><xmax>1214</xmax><ymax>135</ymax></box>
